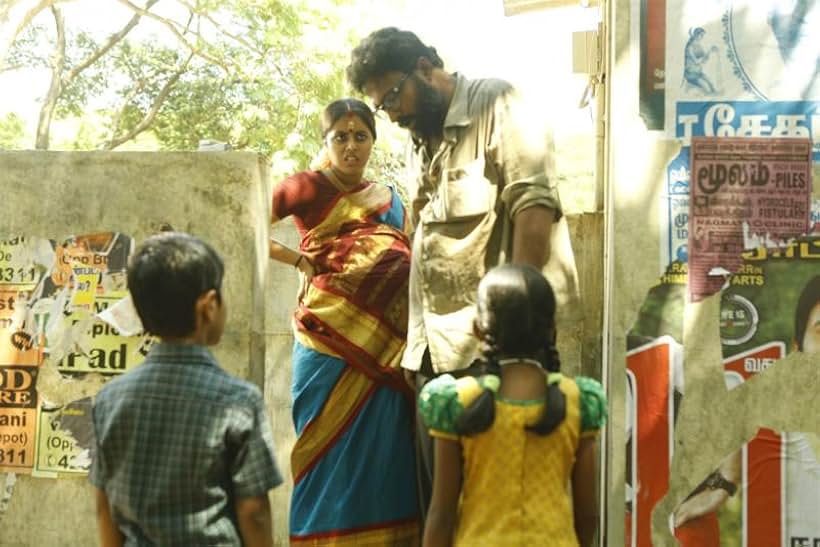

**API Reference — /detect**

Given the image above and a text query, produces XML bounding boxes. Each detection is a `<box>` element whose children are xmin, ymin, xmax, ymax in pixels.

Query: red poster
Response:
<box><xmin>626</xmin><ymin>336</ymin><xmax>680</xmax><ymax>547</ymax></box>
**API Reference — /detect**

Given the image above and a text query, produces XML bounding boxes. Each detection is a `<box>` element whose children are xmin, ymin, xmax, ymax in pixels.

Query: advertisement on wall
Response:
<box><xmin>665</xmin><ymin>1</ymin><xmax>819</xmax><ymax>134</ymax></box>
<box><xmin>625</xmin><ymin>265</ymin><xmax>688</xmax><ymax>547</ymax></box>
<box><xmin>661</xmin><ymin>102</ymin><xmax>819</xmax><ymax>272</ymax></box>
<box><xmin>638</xmin><ymin>0</ymin><xmax>667</xmax><ymax>130</ymax></box>
<box><xmin>0</xmin><ymin>237</ymin><xmax>50</xmax><ymax>473</ymax></box>
<box><xmin>713</xmin><ymin>237</ymin><xmax>820</xmax><ymax>547</ymax></box>
<box><xmin>656</xmin><ymin>0</ymin><xmax>819</xmax><ymax>271</ymax></box>
<box><xmin>35</xmin><ymin>397</ymin><xmax>95</xmax><ymax>476</ymax></box>
<box><xmin>626</xmin><ymin>335</ymin><xmax>683</xmax><ymax>547</ymax></box>
<box><xmin>626</xmin><ymin>246</ymin><xmax>820</xmax><ymax>546</ymax></box>
<box><xmin>687</xmin><ymin>136</ymin><xmax>812</xmax><ymax>301</ymax></box>
<box><xmin>639</xmin><ymin>0</ymin><xmax>820</xmax><ymax>131</ymax></box>
<box><xmin>0</xmin><ymin>233</ymin><xmax>148</xmax><ymax>476</ymax></box>
<box><xmin>632</xmin><ymin>0</ymin><xmax>818</xmax><ymax>545</ymax></box>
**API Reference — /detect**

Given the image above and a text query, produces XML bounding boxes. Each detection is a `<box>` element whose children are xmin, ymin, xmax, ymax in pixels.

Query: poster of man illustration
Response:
<box><xmin>710</xmin><ymin>240</ymin><xmax>820</xmax><ymax>547</ymax></box>
<box><xmin>626</xmin><ymin>243</ymin><xmax>820</xmax><ymax>546</ymax></box>
<box><xmin>629</xmin><ymin>134</ymin><xmax>816</xmax><ymax>546</ymax></box>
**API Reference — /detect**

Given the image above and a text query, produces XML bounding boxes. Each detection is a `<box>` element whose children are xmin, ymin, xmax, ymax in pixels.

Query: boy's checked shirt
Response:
<box><xmin>89</xmin><ymin>343</ymin><xmax>282</xmax><ymax>546</ymax></box>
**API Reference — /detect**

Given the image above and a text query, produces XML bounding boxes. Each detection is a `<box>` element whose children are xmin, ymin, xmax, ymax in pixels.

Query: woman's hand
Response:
<box><xmin>295</xmin><ymin>255</ymin><xmax>315</xmax><ymax>302</ymax></box>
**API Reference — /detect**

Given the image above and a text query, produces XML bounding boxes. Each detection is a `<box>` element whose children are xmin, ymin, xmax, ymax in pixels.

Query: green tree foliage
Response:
<box><xmin>3</xmin><ymin>0</ymin><xmax>406</xmax><ymax>185</ymax></box>
<box><xmin>0</xmin><ymin>112</ymin><xmax>26</xmax><ymax>148</ymax></box>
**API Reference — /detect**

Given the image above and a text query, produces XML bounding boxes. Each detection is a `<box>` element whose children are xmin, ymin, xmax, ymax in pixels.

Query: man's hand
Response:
<box><xmin>403</xmin><ymin>368</ymin><xmax>417</xmax><ymax>390</ymax></box>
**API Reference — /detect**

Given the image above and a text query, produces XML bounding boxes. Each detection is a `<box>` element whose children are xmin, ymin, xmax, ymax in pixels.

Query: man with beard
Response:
<box><xmin>347</xmin><ymin>27</ymin><xmax>565</xmax><ymax>524</ymax></box>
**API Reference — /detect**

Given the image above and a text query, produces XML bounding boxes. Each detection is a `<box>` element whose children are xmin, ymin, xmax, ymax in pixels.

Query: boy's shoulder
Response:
<box><xmin>95</xmin><ymin>345</ymin><xmax>263</xmax><ymax>410</ymax></box>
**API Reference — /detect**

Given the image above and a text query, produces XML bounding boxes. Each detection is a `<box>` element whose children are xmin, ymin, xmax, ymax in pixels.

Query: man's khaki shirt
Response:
<box><xmin>401</xmin><ymin>74</ymin><xmax>577</xmax><ymax>374</ymax></box>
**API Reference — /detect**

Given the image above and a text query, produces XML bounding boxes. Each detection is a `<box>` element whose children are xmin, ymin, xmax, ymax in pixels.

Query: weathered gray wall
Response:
<box><xmin>0</xmin><ymin>151</ymin><xmax>273</xmax><ymax>546</ymax></box>
<box><xmin>264</xmin><ymin>218</ymin><xmax>299</xmax><ymax>544</ymax></box>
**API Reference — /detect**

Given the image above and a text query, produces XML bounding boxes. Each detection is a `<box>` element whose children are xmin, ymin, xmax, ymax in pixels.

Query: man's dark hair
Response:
<box><xmin>321</xmin><ymin>98</ymin><xmax>377</xmax><ymax>140</ymax></box>
<box><xmin>794</xmin><ymin>274</ymin><xmax>820</xmax><ymax>351</ymax></box>
<box><xmin>127</xmin><ymin>232</ymin><xmax>224</xmax><ymax>338</ymax></box>
<box><xmin>347</xmin><ymin>27</ymin><xmax>444</xmax><ymax>93</ymax></box>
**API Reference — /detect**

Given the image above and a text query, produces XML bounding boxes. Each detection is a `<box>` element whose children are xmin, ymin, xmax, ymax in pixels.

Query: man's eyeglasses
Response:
<box><xmin>373</xmin><ymin>73</ymin><xmax>410</xmax><ymax>115</ymax></box>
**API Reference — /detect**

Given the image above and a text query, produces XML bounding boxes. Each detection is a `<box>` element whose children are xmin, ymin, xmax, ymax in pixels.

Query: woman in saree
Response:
<box><xmin>269</xmin><ymin>98</ymin><xmax>419</xmax><ymax>545</ymax></box>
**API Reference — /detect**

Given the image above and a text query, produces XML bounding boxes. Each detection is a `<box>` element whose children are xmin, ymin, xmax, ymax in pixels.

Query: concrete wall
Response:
<box><xmin>0</xmin><ymin>151</ymin><xmax>273</xmax><ymax>546</ymax></box>
<box><xmin>264</xmin><ymin>218</ymin><xmax>299</xmax><ymax>544</ymax></box>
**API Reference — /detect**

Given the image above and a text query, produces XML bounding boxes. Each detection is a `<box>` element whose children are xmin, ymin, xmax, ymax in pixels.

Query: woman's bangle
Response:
<box><xmin>294</xmin><ymin>255</ymin><xmax>304</xmax><ymax>269</ymax></box>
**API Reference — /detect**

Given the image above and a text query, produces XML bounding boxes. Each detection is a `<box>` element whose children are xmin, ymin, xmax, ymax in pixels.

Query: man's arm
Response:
<box><xmin>511</xmin><ymin>205</ymin><xmax>555</xmax><ymax>268</ymax></box>
<box><xmin>492</xmin><ymin>88</ymin><xmax>560</xmax><ymax>270</ymax></box>
<box><xmin>95</xmin><ymin>488</ymin><xmax>124</xmax><ymax>547</ymax></box>
<box><xmin>673</xmin><ymin>450</ymin><xmax>741</xmax><ymax>527</ymax></box>
<box><xmin>236</xmin><ymin>494</ymin><xmax>274</xmax><ymax>547</ymax></box>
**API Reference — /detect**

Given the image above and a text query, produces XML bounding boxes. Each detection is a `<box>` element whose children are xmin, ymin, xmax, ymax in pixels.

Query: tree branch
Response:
<box><xmin>176</xmin><ymin>0</ymin><xmax>264</xmax><ymax>56</ymax></box>
<box><xmin>34</xmin><ymin>4</ymin><xmax>65</xmax><ymax>149</ymax></box>
<box><xmin>0</xmin><ymin>0</ymin><xmax>75</xmax><ymax>69</ymax></box>
<box><xmin>0</xmin><ymin>62</ymin><xmax>25</xmax><ymax>73</ymax></box>
<box><xmin>114</xmin><ymin>0</ymin><xmax>231</xmax><ymax>73</ymax></box>
<box><xmin>64</xmin><ymin>0</ymin><xmax>160</xmax><ymax>82</ymax></box>
<box><xmin>104</xmin><ymin>76</ymin><xmax>147</xmax><ymax>145</ymax></box>
<box><xmin>102</xmin><ymin>51</ymin><xmax>193</xmax><ymax>149</ymax></box>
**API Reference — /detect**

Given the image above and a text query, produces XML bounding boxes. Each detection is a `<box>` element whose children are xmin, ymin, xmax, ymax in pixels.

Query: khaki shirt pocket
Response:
<box><xmin>439</xmin><ymin>158</ymin><xmax>496</xmax><ymax>221</ymax></box>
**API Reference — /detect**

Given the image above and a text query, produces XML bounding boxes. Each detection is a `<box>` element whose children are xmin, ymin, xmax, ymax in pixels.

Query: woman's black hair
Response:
<box><xmin>455</xmin><ymin>264</ymin><xmax>566</xmax><ymax>437</ymax></box>
<box><xmin>321</xmin><ymin>98</ymin><xmax>377</xmax><ymax>141</ymax></box>
<box><xmin>794</xmin><ymin>275</ymin><xmax>820</xmax><ymax>352</ymax></box>
<box><xmin>347</xmin><ymin>27</ymin><xmax>444</xmax><ymax>93</ymax></box>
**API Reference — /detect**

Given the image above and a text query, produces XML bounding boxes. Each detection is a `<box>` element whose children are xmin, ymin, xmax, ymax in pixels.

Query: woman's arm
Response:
<box><xmin>269</xmin><ymin>212</ymin><xmax>313</xmax><ymax>275</ymax></box>
<box><xmin>572</xmin><ymin>436</ymin><xmax>599</xmax><ymax>547</ymax></box>
<box><xmin>269</xmin><ymin>238</ymin><xmax>307</xmax><ymax>270</ymax></box>
<box><xmin>423</xmin><ymin>438</ymin><xmax>463</xmax><ymax>547</ymax></box>
<box><xmin>95</xmin><ymin>488</ymin><xmax>124</xmax><ymax>547</ymax></box>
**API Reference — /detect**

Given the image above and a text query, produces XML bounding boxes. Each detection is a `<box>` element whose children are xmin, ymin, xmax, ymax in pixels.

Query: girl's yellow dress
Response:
<box><xmin>419</xmin><ymin>373</ymin><xmax>606</xmax><ymax>546</ymax></box>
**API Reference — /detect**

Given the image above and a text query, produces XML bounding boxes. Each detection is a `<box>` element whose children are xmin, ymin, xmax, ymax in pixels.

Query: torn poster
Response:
<box><xmin>687</xmin><ymin>136</ymin><xmax>811</xmax><ymax>301</ymax></box>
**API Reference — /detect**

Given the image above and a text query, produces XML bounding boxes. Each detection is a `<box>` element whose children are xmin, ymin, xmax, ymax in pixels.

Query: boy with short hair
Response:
<box><xmin>90</xmin><ymin>232</ymin><xmax>282</xmax><ymax>547</ymax></box>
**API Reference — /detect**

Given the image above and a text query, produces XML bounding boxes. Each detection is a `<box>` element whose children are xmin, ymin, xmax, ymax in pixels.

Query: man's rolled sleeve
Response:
<box><xmin>501</xmin><ymin>182</ymin><xmax>563</xmax><ymax>222</ymax></box>
<box><xmin>492</xmin><ymin>91</ymin><xmax>563</xmax><ymax>222</ymax></box>
<box><xmin>229</xmin><ymin>391</ymin><xmax>283</xmax><ymax>499</ymax></box>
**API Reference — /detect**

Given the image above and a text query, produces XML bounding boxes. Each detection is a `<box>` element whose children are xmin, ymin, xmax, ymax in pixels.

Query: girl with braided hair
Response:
<box><xmin>419</xmin><ymin>264</ymin><xmax>606</xmax><ymax>546</ymax></box>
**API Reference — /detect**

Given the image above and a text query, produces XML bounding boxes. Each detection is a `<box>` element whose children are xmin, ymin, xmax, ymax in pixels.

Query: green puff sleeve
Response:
<box><xmin>418</xmin><ymin>374</ymin><xmax>500</xmax><ymax>440</ymax></box>
<box><xmin>575</xmin><ymin>376</ymin><xmax>607</xmax><ymax>434</ymax></box>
